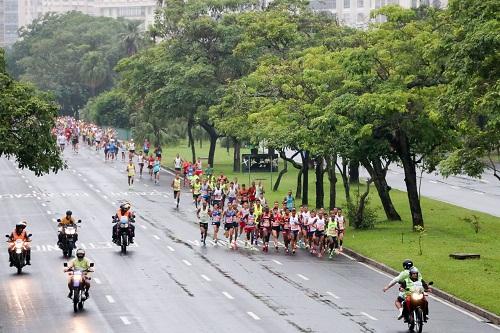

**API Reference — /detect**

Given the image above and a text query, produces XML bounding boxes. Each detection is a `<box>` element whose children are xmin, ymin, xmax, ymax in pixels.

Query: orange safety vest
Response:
<box><xmin>11</xmin><ymin>230</ymin><xmax>28</xmax><ymax>241</ymax></box>
<box><xmin>116</xmin><ymin>209</ymin><xmax>132</xmax><ymax>219</ymax></box>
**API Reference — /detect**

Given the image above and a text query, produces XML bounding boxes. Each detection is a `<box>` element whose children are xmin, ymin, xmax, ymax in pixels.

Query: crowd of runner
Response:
<box><xmin>54</xmin><ymin>117</ymin><xmax>347</xmax><ymax>258</ymax></box>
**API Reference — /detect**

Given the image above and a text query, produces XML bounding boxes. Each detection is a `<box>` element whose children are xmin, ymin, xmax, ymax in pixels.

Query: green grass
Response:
<box><xmin>162</xmin><ymin>140</ymin><xmax>500</xmax><ymax>315</ymax></box>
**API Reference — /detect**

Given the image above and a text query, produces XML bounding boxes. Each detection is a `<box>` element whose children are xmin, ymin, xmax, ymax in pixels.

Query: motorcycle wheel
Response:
<box><xmin>121</xmin><ymin>234</ymin><xmax>127</xmax><ymax>254</ymax></box>
<box><xmin>408</xmin><ymin>313</ymin><xmax>415</xmax><ymax>332</ymax></box>
<box><xmin>78</xmin><ymin>302</ymin><xmax>84</xmax><ymax>310</ymax></box>
<box><xmin>414</xmin><ymin>308</ymin><xmax>424</xmax><ymax>333</ymax></box>
<box><xmin>17</xmin><ymin>265</ymin><xmax>22</xmax><ymax>274</ymax></box>
<box><xmin>68</xmin><ymin>248</ymin><xmax>73</xmax><ymax>258</ymax></box>
<box><xmin>73</xmin><ymin>290</ymin><xmax>80</xmax><ymax>313</ymax></box>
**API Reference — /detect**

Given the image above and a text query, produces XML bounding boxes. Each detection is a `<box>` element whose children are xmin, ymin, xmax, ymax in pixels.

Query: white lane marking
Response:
<box><xmin>21</xmin><ymin>175</ymin><xmax>25</xmax><ymax>178</ymax></box>
<box><xmin>182</xmin><ymin>259</ymin><xmax>192</xmax><ymax>266</ymax></box>
<box><xmin>37</xmin><ymin>197</ymin><xmax>41</xmax><ymax>200</ymax></box>
<box><xmin>247</xmin><ymin>312</ymin><xmax>260</xmax><ymax>320</ymax></box>
<box><xmin>201</xmin><ymin>274</ymin><xmax>211</xmax><ymax>282</ymax></box>
<box><xmin>340</xmin><ymin>252</ymin><xmax>356</xmax><ymax>261</ymax></box>
<box><xmin>350</xmin><ymin>255</ymin><xmax>487</xmax><ymax>323</ymax></box>
<box><xmin>106</xmin><ymin>295</ymin><xmax>115</xmax><ymax>303</ymax></box>
<box><xmin>51</xmin><ymin>218</ymin><xmax>56</xmax><ymax>222</ymax></box>
<box><xmin>361</xmin><ymin>312</ymin><xmax>378</xmax><ymax>321</ymax></box>
<box><xmin>111</xmin><ymin>202</ymin><xmax>116</xmax><ymax>205</ymax></box>
<box><xmin>72</xmin><ymin>170</ymin><xmax>76</xmax><ymax>173</ymax></box>
<box><xmin>327</xmin><ymin>291</ymin><xmax>340</xmax><ymax>299</ymax></box>
<box><xmin>297</xmin><ymin>274</ymin><xmax>309</xmax><ymax>281</ymax></box>
<box><xmin>103</xmin><ymin>195</ymin><xmax>108</xmax><ymax>199</ymax></box>
<box><xmin>272</xmin><ymin>259</ymin><xmax>283</xmax><ymax>265</ymax></box>
<box><xmin>144</xmin><ymin>184</ymin><xmax>149</xmax><ymax>187</ymax></box>
<box><xmin>41</xmin><ymin>203</ymin><xmax>46</xmax><ymax>207</ymax></box>
<box><xmin>120</xmin><ymin>316</ymin><xmax>131</xmax><ymax>325</ymax></box>
<box><xmin>88</xmin><ymin>184</ymin><xmax>94</xmax><ymax>187</ymax></box>
<box><xmin>28</xmin><ymin>185</ymin><xmax>32</xmax><ymax>188</ymax></box>
<box><xmin>222</xmin><ymin>291</ymin><xmax>234</xmax><ymax>300</ymax></box>
<box><xmin>78</xmin><ymin>174</ymin><xmax>82</xmax><ymax>177</ymax></box>
<box><xmin>94</xmin><ymin>278</ymin><xmax>102</xmax><ymax>284</ymax></box>
<box><xmin>163</xmin><ymin>195</ymin><xmax>168</xmax><ymax>198</ymax></box>
<box><xmin>167</xmin><ymin>246</ymin><xmax>175</xmax><ymax>252</ymax></box>
<box><xmin>428</xmin><ymin>180</ymin><xmax>437</xmax><ymax>184</ymax></box>
<box><xmin>25</xmin><ymin>180</ymin><xmax>29</xmax><ymax>183</ymax></box>
<box><xmin>473</xmin><ymin>191</ymin><xmax>484</xmax><ymax>195</ymax></box>
<box><xmin>83</xmin><ymin>178</ymin><xmax>87</xmax><ymax>182</ymax></box>
<box><xmin>46</xmin><ymin>210</ymin><xmax>52</xmax><ymax>215</ymax></box>
<box><xmin>153</xmin><ymin>235</ymin><xmax>160</xmax><ymax>240</ymax></box>
<box><xmin>95</xmin><ymin>189</ymin><xmax>100</xmax><ymax>192</ymax></box>
<box><xmin>450</xmin><ymin>185</ymin><xmax>459</xmax><ymax>189</ymax></box>
<box><xmin>140</xmin><ymin>225</ymin><xmax>147</xmax><ymax>229</ymax></box>
<box><xmin>487</xmin><ymin>323</ymin><xmax>500</xmax><ymax>331</ymax></box>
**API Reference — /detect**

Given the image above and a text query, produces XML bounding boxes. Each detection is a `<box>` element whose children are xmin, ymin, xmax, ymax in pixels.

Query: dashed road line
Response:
<box><xmin>120</xmin><ymin>316</ymin><xmax>131</xmax><ymax>325</ymax></box>
<box><xmin>361</xmin><ymin>312</ymin><xmax>378</xmax><ymax>321</ymax></box>
<box><xmin>428</xmin><ymin>180</ymin><xmax>437</xmax><ymax>184</ymax></box>
<box><xmin>78</xmin><ymin>174</ymin><xmax>82</xmax><ymax>177</ymax></box>
<box><xmin>106</xmin><ymin>295</ymin><xmax>115</xmax><ymax>303</ymax></box>
<box><xmin>272</xmin><ymin>259</ymin><xmax>283</xmax><ymax>265</ymax></box>
<box><xmin>247</xmin><ymin>312</ymin><xmax>260</xmax><ymax>320</ymax></box>
<box><xmin>182</xmin><ymin>259</ymin><xmax>192</xmax><ymax>266</ymax></box>
<box><xmin>473</xmin><ymin>191</ymin><xmax>484</xmax><ymax>195</ymax></box>
<box><xmin>46</xmin><ymin>210</ymin><xmax>52</xmax><ymax>215</ymax></box>
<box><xmin>167</xmin><ymin>246</ymin><xmax>175</xmax><ymax>252</ymax></box>
<box><xmin>153</xmin><ymin>235</ymin><xmax>160</xmax><ymax>240</ymax></box>
<box><xmin>41</xmin><ymin>203</ymin><xmax>46</xmax><ymax>207</ymax></box>
<box><xmin>94</xmin><ymin>278</ymin><xmax>102</xmax><ymax>284</ymax></box>
<box><xmin>201</xmin><ymin>274</ymin><xmax>211</xmax><ymax>282</ymax></box>
<box><xmin>51</xmin><ymin>218</ymin><xmax>56</xmax><ymax>222</ymax></box>
<box><xmin>297</xmin><ymin>274</ymin><xmax>309</xmax><ymax>281</ymax></box>
<box><xmin>450</xmin><ymin>185</ymin><xmax>459</xmax><ymax>189</ymax></box>
<box><xmin>222</xmin><ymin>291</ymin><xmax>234</xmax><ymax>300</ymax></box>
<box><xmin>139</xmin><ymin>225</ymin><xmax>147</xmax><ymax>229</ymax></box>
<box><xmin>327</xmin><ymin>291</ymin><xmax>340</xmax><ymax>299</ymax></box>
<box><xmin>487</xmin><ymin>323</ymin><xmax>500</xmax><ymax>331</ymax></box>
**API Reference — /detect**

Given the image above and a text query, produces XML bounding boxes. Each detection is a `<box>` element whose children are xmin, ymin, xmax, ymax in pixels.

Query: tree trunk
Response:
<box><xmin>325</xmin><ymin>155</ymin><xmax>337</xmax><ymax>210</ymax></box>
<box><xmin>349</xmin><ymin>160</ymin><xmax>359</xmax><ymax>183</ymax></box>
<box><xmin>301</xmin><ymin>151</ymin><xmax>310</xmax><ymax>206</ymax></box>
<box><xmin>200</xmin><ymin>121</ymin><xmax>218</xmax><ymax>167</ymax></box>
<box><xmin>395</xmin><ymin>131</ymin><xmax>424</xmax><ymax>228</ymax></box>
<box><xmin>187</xmin><ymin>119</ymin><xmax>196</xmax><ymax>163</ymax></box>
<box><xmin>315</xmin><ymin>156</ymin><xmax>324</xmax><ymax>209</ymax></box>
<box><xmin>296</xmin><ymin>169</ymin><xmax>302</xmax><ymax>199</ymax></box>
<box><xmin>273</xmin><ymin>158</ymin><xmax>288</xmax><ymax>191</ymax></box>
<box><xmin>278</xmin><ymin>150</ymin><xmax>303</xmax><ymax>198</ymax></box>
<box><xmin>337</xmin><ymin>158</ymin><xmax>350</xmax><ymax>205</ymax></box>
<box><xmin>355</xmin><ymin>179</ymin><xmax>373</xmax><ymax>224</ymax></box>
<box><xmin>361</xmin><ymin>158</ymin><xmax>401</xmax><ymax>221</ymax></box>
<box><xmin>233</xmin><ymin>138</ymin><xmax>241</xmax><ymax>172</ymax></box>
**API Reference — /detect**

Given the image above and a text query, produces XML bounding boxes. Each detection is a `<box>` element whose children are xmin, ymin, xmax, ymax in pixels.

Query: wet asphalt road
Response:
<box><xmin>0</xmin><ymin>147</ymin><xmax>498</xmax><ymax>333</ymax></box>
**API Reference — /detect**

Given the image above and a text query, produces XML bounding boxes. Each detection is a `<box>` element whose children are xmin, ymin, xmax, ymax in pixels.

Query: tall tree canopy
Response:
<box><xmin>0</xmin><ymin>49</ymin><xmax>64</xmax><ymax>175</ymax></box>
<box><xmin>6</xmin><ymin>12</ymin><xmax>148</xmax><ymax>116</ymax></box>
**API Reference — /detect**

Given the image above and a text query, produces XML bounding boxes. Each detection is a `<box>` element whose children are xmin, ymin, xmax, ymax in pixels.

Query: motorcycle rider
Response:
<box><xmin>383</xmin><ymin>259</ymin><xmax>422</xmax><ymax>319</ymax></box>
<box><xmin>7</xmin><ymin>221</ymin><xmax>31</xmax><ymax>266</ymax></box>
<box><xmin>65</xmin><ymin>248</ymin><xmax>92</xmax><ymax>299</ymax></box>
<box><xmin>400</xmin><ymin>267</ymin><xmax>430</xmax><ymax>322</ymax></box>
<box><xmin>112</xmin><ymin>203</ymin><xmax>135</xmax><ymax>243</ymax></box>
<box><xmin>58</xmin><ymin>210</ymin><xmax>78</xmax><ymax>247</ymax></box>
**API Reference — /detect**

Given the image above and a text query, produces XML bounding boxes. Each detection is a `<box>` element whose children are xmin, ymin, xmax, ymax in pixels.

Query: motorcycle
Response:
<box><xmin>64</xmin><ymin>262</ymin><xmax>94</xmax><ymax>313</ymax></box>
<box><xmin>5</xmin><ymin>234</ymin><xmax>31</xmax><ymax>274</ymax></box>
<box><xmin>112</xmin><ymin>216</ymin><xmax>134</xmax><ymax>254</ymax></box>
<box><xmin>402</xmin><ymin>281</ymin><xmax>433</xmax><ymax>333</ymax></box>
<box><xmin>57</xmin><ymin>219</ymin><xmax>81</xmax><ymax>258</ymax></box>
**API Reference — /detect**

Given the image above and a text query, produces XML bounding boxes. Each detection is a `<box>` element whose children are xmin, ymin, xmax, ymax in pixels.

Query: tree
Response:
<box><xmin>81</xmin><ymin>89</ymin><xmax>130</xmax><ymax>128</ymax></box>
<box><xmin>439</xmin><ymin>0</ymin><xmax>500</xmax><ymax>182</ymax></box>
<box><xmin>7</xmin><ymin>12</ymin><xmax>138</xmax><ymax>115</ymax></box>
<box><xmin>0</xmin><ymin>50</ymin><xmax>64</xmax><ymax>175</ymax></box>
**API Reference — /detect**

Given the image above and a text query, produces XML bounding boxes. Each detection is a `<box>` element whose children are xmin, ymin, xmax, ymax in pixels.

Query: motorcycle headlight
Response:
<box><xmin>121</xmin><ymin>223</ymin><xmax>129</xmax><ymax>228</ymax></box>
<box><xmin>411</xmin><ymin>293</ymin><xmax>424</xmax><ymax>301</ymax></box>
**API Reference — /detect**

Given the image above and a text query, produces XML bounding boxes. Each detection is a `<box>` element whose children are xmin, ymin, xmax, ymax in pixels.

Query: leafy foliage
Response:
<box><xmin>0</xmin><ymin>50</ymin><xmax>64</xmax><ymax>175</ymax></box>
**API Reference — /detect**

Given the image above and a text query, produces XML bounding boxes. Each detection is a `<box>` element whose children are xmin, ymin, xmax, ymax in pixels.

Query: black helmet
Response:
<box><xmin>403</xmin><ymin>259</ymin><xmax>413</xmax><ymax>270</ymax></box>
<box><xmin>76</xmin><ymin>248</ymin><xmax>85</xmax><ymax>259</ymax></box>
<box><xmin>66</xmin><ymin>210</ymin><xmax>72</xmax><ymax>216</ymax></box>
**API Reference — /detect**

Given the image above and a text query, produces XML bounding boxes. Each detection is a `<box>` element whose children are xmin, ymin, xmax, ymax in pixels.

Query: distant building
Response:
<box><xmin>309</xmin><ymin>0</ymin><xmax>448</xmax><ymax>28</ymax></box>
<box><xmin>3</xmin><ymin>0</ymin><xmax>157</xmax><ymax>46</ymax></box>
<box><xmin>0</xmin><ymin>0</ymin><xmax>19</xmax><ymax>46</ymax></box>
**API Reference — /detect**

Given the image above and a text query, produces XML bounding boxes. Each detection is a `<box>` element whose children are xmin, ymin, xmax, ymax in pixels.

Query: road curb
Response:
<box><xmin>161</xmin><ymin>161</ymin><xmax>499</xmax><ymax>325</ymax></box>
<box><xmin>343</xmin><ymin>247</ymin><xmax>500</xmax><ymax>325</ymax></box>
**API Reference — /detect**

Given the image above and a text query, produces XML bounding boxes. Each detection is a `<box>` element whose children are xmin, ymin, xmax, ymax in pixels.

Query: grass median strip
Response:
<box><xmin>161</xmin><ymin>141</ymin><xmax>500</xmax><ymax>315</ymax></box>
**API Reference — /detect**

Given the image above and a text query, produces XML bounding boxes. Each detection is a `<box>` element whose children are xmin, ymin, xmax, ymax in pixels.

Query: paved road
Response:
<box><xmin>0</xmin><ymin>147</ymin><xmax>498</xmax><ymax>333</ymax></box>
<box><xmin>284</xmin><ymin>150</ymin><xmax>500</xmax><ymax>217</ymax></box>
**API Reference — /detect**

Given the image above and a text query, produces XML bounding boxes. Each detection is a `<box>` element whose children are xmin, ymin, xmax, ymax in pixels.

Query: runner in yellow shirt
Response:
<box><xmin>126</xmin><ymin>160</ymin><xmax>136</xmax><ymax>189</ymax></box>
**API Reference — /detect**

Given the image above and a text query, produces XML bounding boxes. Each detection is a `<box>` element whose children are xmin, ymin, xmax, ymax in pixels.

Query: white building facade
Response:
<box><xmin>309</xmin><ymin>0</ymin><xmax>448</xmax><ymax>27</ymax></box>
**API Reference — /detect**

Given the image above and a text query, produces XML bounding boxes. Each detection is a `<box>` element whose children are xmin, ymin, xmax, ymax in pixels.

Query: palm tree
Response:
<box><xmin>79</xmin><ymin>51</ymin><xmax>109</xmax><ymax>97</ymax></box>
<box><xmin>120</xmin><ymin>20</ymin><xmax>143</xmax><ymax>56</ymax></box>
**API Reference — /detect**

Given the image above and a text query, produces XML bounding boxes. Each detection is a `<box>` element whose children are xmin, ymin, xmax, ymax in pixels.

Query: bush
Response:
<box><xmin>347</xmin><ymin>193</ymin><xmax>377</xmax><ymax>230</ymax></box>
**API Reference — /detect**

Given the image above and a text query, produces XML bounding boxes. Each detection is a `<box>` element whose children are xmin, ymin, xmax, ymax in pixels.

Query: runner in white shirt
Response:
<box><xmin>289</xmin><ymin>208</ymin><xmax>300</xmax><ymax>254</ymax></box>
<box><xmin>137</xmin><ymin>152</ymin><xmax>145</xmax><ymax>178</ymax></box>
<box><xmin>299</xmin><ymin>206</ymin><xmax>310</xmax><ymax>249</ymax></box>
<box><xmin>336</xmin><ymin>209</ymin><xmax>346</xmax><ymax>252</ymax></box>
<box><xmin>174</xmin><ymin>154</ymin><xmax>183</xmax><ymax>175</ymax></box>
<box><xmin>313</xmin><ymin>211</ymin><xmax>326</xmax><ymax>257</ymax></box>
